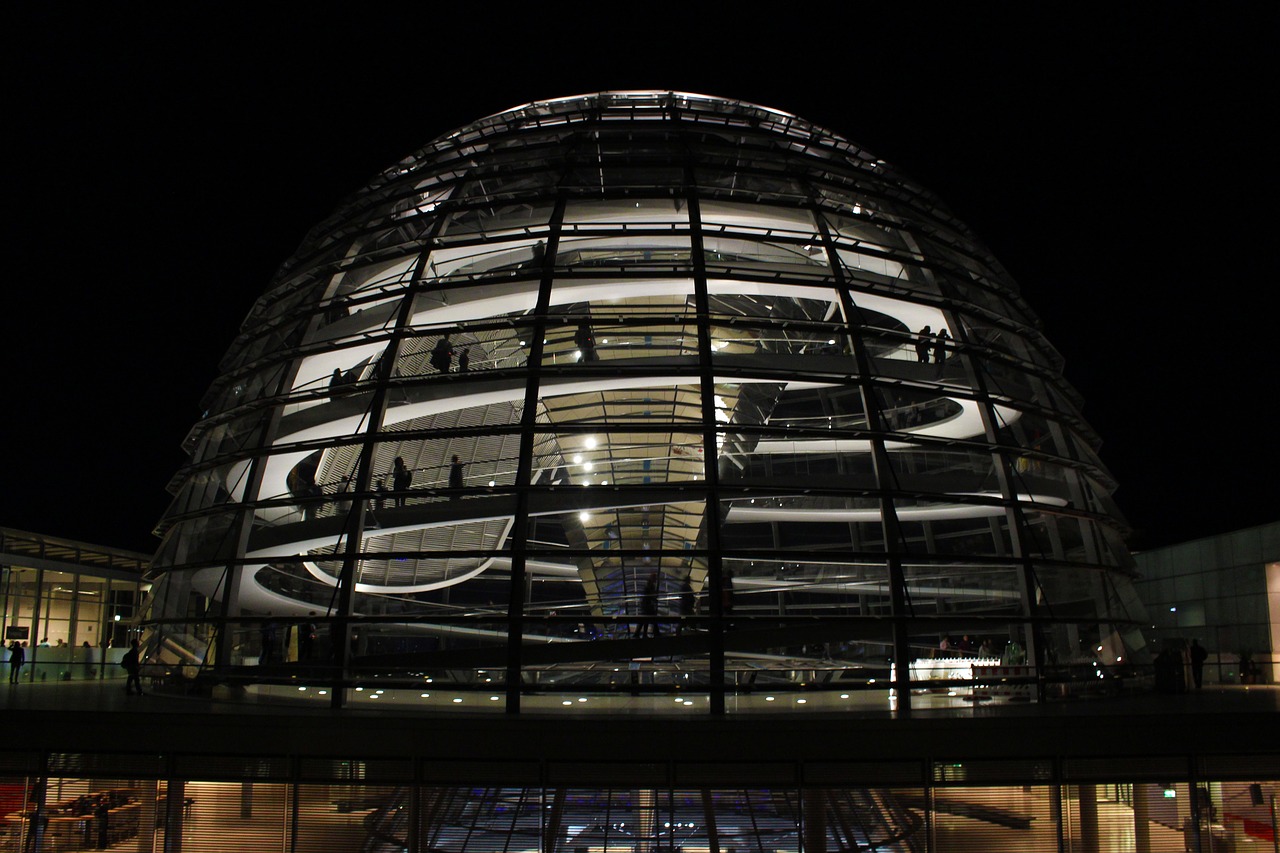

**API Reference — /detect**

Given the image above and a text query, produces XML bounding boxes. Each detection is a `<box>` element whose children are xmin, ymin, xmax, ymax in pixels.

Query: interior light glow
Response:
<box><xmin>579</xmin><ymin>512</ymin><xmax>590</xmax><ymax>522</ymax></box>
<box><xmin>420</xmin><ymin>693</ymin><xmax>430</xmax><ymax>698</ymax></box>
<box><xmin>840</xmin><ymin>694</ymin><xmax>850</xmax><ymax>699</ymax></box>
<box><xmin>488</xmin><ymin>480</ymin><xmax>496</xmax><ymax>487</ymax></box>
<box><xmin>452</xmin><ymin>698</ymin><xmax>463</xmax><ymax>703</ymax></box>
<box><xmin>765</xmin><ymin>696</ymin><xmax>775</xmax><ymax>701</ymax></box>
<box><xmin>573</xmin><ymin>454</ymin><xmax>583</xmax><ymax>464</ymax></box>
<box><xmin>584</xmin><ymin>462</ymin><xmax>594</xmax><ymax>471</ymax></box>
<box><xmin>562</xmin><ymin>700</ymin><xmax>572</xmax><ymax>706</ymax></box>
<box><xmin>490</xmin><ymin>696</ymin><xmax>500</xmax><ymax>701</ymax></box>
<box><xmin>586</xmin><ymin>437</ymin><xmax>598</xmax><ymax>449</ymax></box>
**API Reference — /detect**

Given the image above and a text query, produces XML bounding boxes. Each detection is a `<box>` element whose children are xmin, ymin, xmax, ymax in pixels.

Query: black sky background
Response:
<box><xmin>4</xmin><ymin>8</ymin><xmax>1274</xmax><ymax>555</ymax></box>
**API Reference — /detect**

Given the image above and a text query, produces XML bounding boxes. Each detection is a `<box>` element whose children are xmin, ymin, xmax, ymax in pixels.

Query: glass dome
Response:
<box><xmin>144</xmin><ymin>91</ymin><xmax>1149</xmax><ymax>712</ymax></box>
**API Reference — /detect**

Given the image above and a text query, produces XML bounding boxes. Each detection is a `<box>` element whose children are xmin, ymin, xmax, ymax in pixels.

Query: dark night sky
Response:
<box><xmin>4</xmin><ymin>9</ymin><xmax>1274</xmax><ymax>555</ymax></box>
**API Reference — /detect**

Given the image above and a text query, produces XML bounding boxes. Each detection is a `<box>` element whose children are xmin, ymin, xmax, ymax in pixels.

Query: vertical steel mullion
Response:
<box><xmin>213</xmin><ymin>335</ymin><xmax>303</xmax><ymax>674</ymax></box>
<box><xmin>812</xmin><ymin>206</ymin><xmax>914</xmax><ymax>715</ymax></box>
<box><xmin>506</xmin><ymin>195</ymin><xmax>567</xmax><ymax>713</ymax></box>
<box><xmin>943</xmin><ymin>305</ymin><xmax>1046</xmax><ymax>700</ymax></box>
<box><xmin>28</xmin><ymin>567</ymin><xmax>43</xmax><ymax>683</ymax></box>
<box><xmin>684</xmin><ymin>161</ymin><xmax>728</xmax><ymax>715</ymax></box>
<box><xmin>330</xmin><ymin>213</ymin><xmax>449</xmax><ymax>709</ymax></box>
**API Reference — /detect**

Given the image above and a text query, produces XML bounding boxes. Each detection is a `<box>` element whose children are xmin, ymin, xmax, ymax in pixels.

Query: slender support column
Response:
<box><xmin>943</xmin><ymin>305</ymin><xmax>1045</xmax><ymax>699</ymax></box>
<box><xmin>814</xmin><ymin>209</ymin><xmax>913</xmax><ymax>716</ymax></box>
<box><xmin>506</xmin><ymin>198</ymin><xmax>566</xmax><ymax>713</ymax></box>
<box><xmin>685</xmin><ymin>164</ymin><xmax>727</xmax><ymax>714</ymax></box>
<box><xmin>700</xmin><ymin>790</ymin><xmax>720</xmax><ymax>853</ymax></box>
<box><xmin>1077</xmin><ymin>784</ymin><xmax>1099</xmax><ymax>853</ymax></box>
<box><xmin>544</xmin><ymin>788</ymin><xmax>566</xmax><ymax>853</ymax></box>
<box><xmin>329</xmin><ymin>217</ymin><xmax>449</xmax><ymax>709</ymax></box>
<box><xmin>162</xmin><ymin>780</ymin><xmax>185</xmax><ymax>853</ymax></box>
<box><xmin>1134</xmin><ymin>783</ymin><xmax>1152</xmax><ymax>853</ymax></box>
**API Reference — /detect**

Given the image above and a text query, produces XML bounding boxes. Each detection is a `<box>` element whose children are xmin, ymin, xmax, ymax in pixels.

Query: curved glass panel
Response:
<box><xmin>147</xmin><ymin>91</ymin><xmax>1147</xmax><ymax>712</ymax></box>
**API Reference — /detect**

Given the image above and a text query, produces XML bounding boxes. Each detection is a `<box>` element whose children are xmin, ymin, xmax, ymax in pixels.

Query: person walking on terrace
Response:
<box><xmin>7</xmin><ymin>641</ymin><xmax>24</xmax><ymax>684</ymax></box>
<box><xmin>635</xmin><ymin>571</ymin><xmax>661</xmax><ymax>638</ymax></box>
<box><xmin>915</xmin><ymin>326</ymin><xmax>932</xmax><ymax>362</ymax></box>
<box><xmin>122</xmin><ymin>639</ymin><xmax>143</xmax><ymax>695</ymax></box>
<box><xmin>933</xmin><ymin>328</ymin><xmax>950</xmax><ymax>371</ymax></box>
<box><xmin>393</xmin><ymin>457</ymin><xmax>412</xmax><ymax>507</ymax></box>
<box><xmin>430</xmin><ymin>335</ymin><xmax>453</xmax><ymax>374</ymax></box>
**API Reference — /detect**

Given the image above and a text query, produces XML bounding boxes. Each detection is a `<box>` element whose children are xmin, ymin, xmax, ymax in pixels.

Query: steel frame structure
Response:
<box><xmin>145</xmin><ymin>91</ymin><xmax>1149</xmax><ymax>712</ymax></box>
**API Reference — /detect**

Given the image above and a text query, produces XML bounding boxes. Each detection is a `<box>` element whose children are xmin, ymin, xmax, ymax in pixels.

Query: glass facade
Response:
<box><xmin>0</xmin><ymin>755</ymin><xmax>1274</xmax><ymax>853</ymax></box>
<box><xmin>0</xmin><ymin>529</ymin><xmax>148</xmax><ymax>685</ymax></box>
<box><xmin>146</xmin><ymin>91</ymin><xmax>1150</xmax><ymax>711</ymax></box>
<box><xmin>1133</xmin><ymin>521</ymin><xmax>1280</xmax><ymax>686</ymax></box>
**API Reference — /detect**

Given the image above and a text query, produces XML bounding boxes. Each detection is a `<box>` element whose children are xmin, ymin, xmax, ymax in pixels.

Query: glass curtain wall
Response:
<box><xmin>0</xmin><ymin>566</ymin><xmax>142</xmax><ymax>684</ymax></box>
<box><xmin>0</xmin><ymin>763</ymin><xmax>1272</xmax><ymax>852</ymax></box>
<box><xmin>147</xmin><ymin>92</ymin><xmax>1150</xmax><ymax>713</ymax></box>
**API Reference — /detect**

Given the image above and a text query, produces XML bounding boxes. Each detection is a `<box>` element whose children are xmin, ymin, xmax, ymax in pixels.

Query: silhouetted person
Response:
<box><xmin>122</xmin><ymin>639</ymin><xmax>143</xmax><ymax>695</ymax></box>
<box><xmin>95</xmin><ymin>796</ymin><xmax>110</xmax><ymax>848</ymax></box>
<box><xmin>530</xmin><ymin>240</ymin><xmax>547</xmax><ymax>269</ymax></box>
<box><xmin>8</xmin><ymin>641</ymin><xmax>24</xmax><ymax>684</ymax></box>
<box><xmin>933</xmin><ymin>328</ymin><xmax>949</xmax><ymax>369</ymax></box>
<box><xmin>449</xmin><ymin>455</ymin><xmax>464</xmax><ymax>498</ymax></box>
<box><xmin>676</xmin><ymin>575</ymin><xmax>695</xmax><ymax>635</ymax></box>
<box><xmin>1190</xmin><ymin>639</ymin><xmax>1208</xmax><ymax>689</ymax></box>
<box><xmin>430</xmin><ymin>335</ymin><xmax>453</xmax><ymax>373</ymax></box>
<box><xmin>260</xmin><ymin>616</ymin><xmax>278</xmax><ymax>664</ymax></box>
<box><xmin>915</xmin><ymin>326</ymin><xmax>932</xmax><ymax>362</ymax></box>
<box><xmin>393</xmin><ymin>457</ymin><xmax>412</xmax><ymax>507</ymax></box>
<box><xmin>299</xmin><ymin>613</ymin><xmax>318</xmax><ymax>662</ymax></box>
<box><xmin>575</xmin><ymin>321</ymin><xmax>597</xmax><ymax>362</ymax></box>
<box><xmin>329</xmin><ymin>368</ymin><xmax>345</xmax><ymax>394</ymax></box>
<box><xmin>458</xmin><ymin>347</ymin><xmax>470</xmax><ymax>372</ymax></box>
<box><xmin>635</xmin><ymin>572</ymin><xmax>660</xmax><ymax>638</ymax></box>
